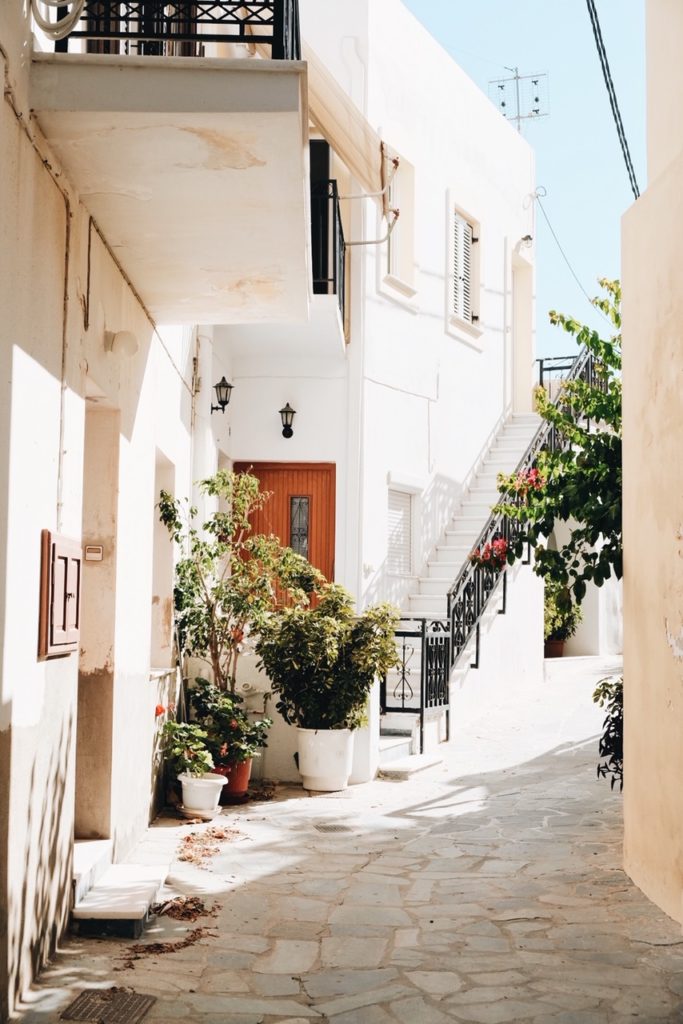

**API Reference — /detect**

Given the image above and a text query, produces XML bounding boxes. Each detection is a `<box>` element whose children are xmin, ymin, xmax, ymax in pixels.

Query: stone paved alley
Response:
<box><xmin>15</xmin><ymin>659</ymin><xmax>683</xmax><ymax>1023</ymax></box>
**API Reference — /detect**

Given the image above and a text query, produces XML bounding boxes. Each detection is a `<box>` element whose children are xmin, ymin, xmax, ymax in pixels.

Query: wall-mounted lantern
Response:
<box><xmin>211</xmin><ymin>377</ymin><xmax>234</xmax><ymax>414</ymax></box>
<box><xmin>279</xmin><ymin>403</ymin><xmax>296</xmax><ymax>438</ymax></box>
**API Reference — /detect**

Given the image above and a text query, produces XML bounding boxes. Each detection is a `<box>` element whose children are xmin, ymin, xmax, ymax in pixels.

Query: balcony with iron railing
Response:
<box><xmin>46</xmin><ymin>1</ymin><xmax>301</xmax><ymax>60</ymax></box>
<box><xmin>30</xmin><ymin>0</ymin><xmax>308</xmax><ymax>324</ymax></box>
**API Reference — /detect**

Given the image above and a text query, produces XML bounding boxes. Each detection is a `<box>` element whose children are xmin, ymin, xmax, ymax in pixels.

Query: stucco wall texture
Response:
<box><xmin>621</xmin><ymin>0</ymin><xmax>683</xmax><ymax>926</ymax></box>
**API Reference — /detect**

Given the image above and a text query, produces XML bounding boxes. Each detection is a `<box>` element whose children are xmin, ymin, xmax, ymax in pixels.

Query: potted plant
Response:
<box><xmin>189</xmin><ymin>677</ymin><xmax>272</xmax><ymax>802</ymax></box>
<box><xmin>256</xmin><ymin>584</ymin><xmax>399</xmax><ymax>791</ymax></box>
<box><xmin>161</xmin><ymin>720</ymin><xmax>227</xmax><ymax>816</ymax></box>
<box><xmin>544</xmin><ymin>581</ymin><xmax>582</xmax><ymax>657</ymax></box>
<box><xmin>159</xmin><ymin>470</ymin><xmax>324</xmax><ymax>793</ymax></box>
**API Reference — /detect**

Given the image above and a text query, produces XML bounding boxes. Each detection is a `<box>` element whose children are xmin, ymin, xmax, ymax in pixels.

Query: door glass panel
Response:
<box><xmin>290</xmin><ymin>496</ymin><xmax>310</xmax><ymax>558</ymax></box>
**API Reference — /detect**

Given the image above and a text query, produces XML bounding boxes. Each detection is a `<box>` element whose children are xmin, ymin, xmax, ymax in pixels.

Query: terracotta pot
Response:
<box><xmin>215</xmin><ymin>759</ymin><xmax>253</xmax><ymax>803</ymax></box>
<box><xmin>544</xmin><ymin>638</ymin><xmax>565</xmax><ymax>659</ymax></box>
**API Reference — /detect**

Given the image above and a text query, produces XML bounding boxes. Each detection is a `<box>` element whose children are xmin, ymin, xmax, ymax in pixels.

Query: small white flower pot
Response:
<box><xmin>297</xmin><ymin>728</ymin><xmax>355</xmax><ymax>791</ymax></box>
<box><xmin>178</xmin><ymin>772</ymin><xmax>227</xmax><ymax>815</ymax></box>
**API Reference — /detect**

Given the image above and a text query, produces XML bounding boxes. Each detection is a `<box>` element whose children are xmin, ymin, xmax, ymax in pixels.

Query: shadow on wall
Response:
<box><xmin>7</xmin><ymin>713</ymin><xmax>74</xmax><ymax>1018</ymax></box>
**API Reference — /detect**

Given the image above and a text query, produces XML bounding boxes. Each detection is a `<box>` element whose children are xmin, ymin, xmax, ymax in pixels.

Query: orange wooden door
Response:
<box><xmin>234</xmin><ymin>462</ymin><xmax>336</xmax><ymax>582</ymax></box>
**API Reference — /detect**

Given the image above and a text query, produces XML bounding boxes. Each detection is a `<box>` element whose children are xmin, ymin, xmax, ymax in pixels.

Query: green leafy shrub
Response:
<box><xmin>162</xmin><ymin>720</ymin><xmax>214</xmax><ymax>777</ymax></box>
<box><xmin>544</xmin><ymin>582</ymin><xmax>582</xmax><ymax>642</ymax></box>
<box><xmin>256</xmin><ymin>584</ymin><xmax>400</xmax><ymax>730</ymax></box>
<box><xmin>593</xmin><ymin>676</ymin><xmax>623</xmax><ymax>790</ymax></box>
<box><xmin>189</xmin><ymin>677</ymin><xmax>271</xmax><ymax>767</ymax></box>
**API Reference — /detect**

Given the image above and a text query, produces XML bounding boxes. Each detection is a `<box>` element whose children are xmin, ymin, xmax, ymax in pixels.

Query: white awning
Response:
<box><xmin>304</xmin><ymin>42</ymin><xmax>385</xmax><ymax>199</ymax></box>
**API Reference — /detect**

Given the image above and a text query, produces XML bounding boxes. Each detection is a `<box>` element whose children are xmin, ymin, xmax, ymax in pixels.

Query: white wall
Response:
<box><xmin>0</xmin><ymin>5</ymin><xmax>194</xmax><ymax>1007</ymax></box>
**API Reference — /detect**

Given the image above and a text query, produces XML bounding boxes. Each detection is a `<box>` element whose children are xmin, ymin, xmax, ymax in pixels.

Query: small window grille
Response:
<box><xmin>387</xmin><ymin>490</ymin><xmax>412</xmax><ymax>576</ymax></box>
<box><xmin>453</xmin><ymin>212</ymin><xmax>475</xmax><ymax>323</ymax></box>
<box><xmin>290</xmin><ymin>496</ymin><xmax>310</xmax><ymax>558</ymax></box>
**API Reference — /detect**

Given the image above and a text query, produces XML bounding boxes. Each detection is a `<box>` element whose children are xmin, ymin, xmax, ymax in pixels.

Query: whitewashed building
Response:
<box><xmin>0</xmin><ymin>0</ymin><xmax>541</xmax><ymax>1009</ymax></box>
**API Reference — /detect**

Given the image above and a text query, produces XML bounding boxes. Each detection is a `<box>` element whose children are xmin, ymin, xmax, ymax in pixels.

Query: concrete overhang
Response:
<box><xmin>31</xmin><ymin>54</ymin><xmax>311</xmax><ymax>324</ymax></box>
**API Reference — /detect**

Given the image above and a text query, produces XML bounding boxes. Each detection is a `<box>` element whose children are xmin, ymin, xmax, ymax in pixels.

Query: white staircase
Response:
<box><xmin>407</xmin><ymin>415</ymin><xmax>540</xmax><ymax>620</ymax></box>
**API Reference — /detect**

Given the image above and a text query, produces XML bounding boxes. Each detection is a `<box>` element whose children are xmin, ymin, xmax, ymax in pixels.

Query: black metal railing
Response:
<box><xmin>54</xmin><ymin>0</ymin><xmax>301</xmax><ymax>59</ymax></box>
<box><xmin>381</xmin><ymin>618</ymin><xmax>450</xmax><ymax>754</ymax></box>
<box><xmin>447</xmin><ymin>348</ymin><xmax>596</xmax><ymax>671</ymax></box>
<box><xmin>311</xmin><ymin>179</ymin><xmax>346</xmax><ymax>319</ymax></box>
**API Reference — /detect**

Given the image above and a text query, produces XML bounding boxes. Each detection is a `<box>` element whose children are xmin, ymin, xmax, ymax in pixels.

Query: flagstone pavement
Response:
<box><xmin>15</xmin><ymin>657</ymin><xmax>683</xmax><ymax>1023</ymax></box>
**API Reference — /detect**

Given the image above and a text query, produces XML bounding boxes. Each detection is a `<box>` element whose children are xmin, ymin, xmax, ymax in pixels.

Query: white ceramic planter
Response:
<box><xmin>297</xmin><ymin>728</ymin><xmax>354</xmax><ymax>791</ymax></box>
<box><xmin>178</xmin><ymin>772</ymin><xmax>227</xmax><ymax>814</ymax></box>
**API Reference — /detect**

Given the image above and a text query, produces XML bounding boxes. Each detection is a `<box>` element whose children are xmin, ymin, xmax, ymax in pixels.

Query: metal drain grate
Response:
<box><xmin>314</xmin><ymin>823</ymin><xmax>353</xmax><ymax>833</ymax></box>
<box><xmin>61</xmin><ymin>989</ymin><xmax>156</xmax><ymax>1024</ymax></box>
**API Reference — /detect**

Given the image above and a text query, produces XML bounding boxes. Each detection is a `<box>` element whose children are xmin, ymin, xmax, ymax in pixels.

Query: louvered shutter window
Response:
<box><xmin>453</xmin><ymin>212</ymin><xmax>474</xmax><ymax>322</ymax></box>
<box><xmin>388</xmin><ymin>490</ymin><xmax>412</xmax><ymax>575</ymax></box>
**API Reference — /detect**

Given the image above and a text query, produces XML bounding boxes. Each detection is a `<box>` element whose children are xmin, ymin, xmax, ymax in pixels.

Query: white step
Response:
<box><xmin>418</xmin><ymin>577</ymin><xmax>452</xmax><ymax>596</ymax></box>
<box><xmin>73</xmin><ymin>839</ymin><xmax>113</xmax><ymax>906</ymax></box>
<box><xmin>379</xmin><ymin>753</ymin><xmax>443</xmax><ymax>780</ymax></box>
<box><xmin>408</xmin><ymin>595</ymin><xmax>447</xmax><ymax>616</ymax></box>
<box><xmin>72</xmin><ymin>863</ymin><xmax>168</xmax><ymax>938</ymax></box>
<box><xmin>379</xmin><ymin>736</ymin><xmax>414</xmax><ymax>763</ymax></box>
<box><xmin>434</xmin><ymin>545</ymin><xmax>472</xmax><ymax>563</ymax></box>
<box><xmin>427</xmin><ymin>560</ymin><xmax>466</xmax><ymax>579</ymax></box>
<box><xmin>381</xmin><ymin>711</ymin><xmax>419</xmax><ymax>734</ymax></box>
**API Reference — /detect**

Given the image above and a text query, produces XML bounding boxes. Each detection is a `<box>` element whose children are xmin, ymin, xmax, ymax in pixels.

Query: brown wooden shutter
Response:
<box><xmin>39</xmin><ymin>530</ymin><xmax>82</xmax><ymax>658</ymax></box>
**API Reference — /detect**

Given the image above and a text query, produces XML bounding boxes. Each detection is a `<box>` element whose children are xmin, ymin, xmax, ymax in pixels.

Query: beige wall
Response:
<box><xmin>622</xmin><ymin>2</ymin><xmax>683</xmax><ymax>919</ymax></box>
<box><xmin>646</xmin><ymin>0</ymin><xmax>683</xmax><ymax>181</ymax></box>
<box><xmin>0</xmin><ymin>3</ymin><xmax>194</xmax><ymax>1012</ymax></box>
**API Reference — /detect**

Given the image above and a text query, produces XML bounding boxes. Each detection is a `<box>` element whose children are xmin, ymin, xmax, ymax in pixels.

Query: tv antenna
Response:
<box><xmin>488</xmin><ymin>68</ymin><xmax>549</xmax><ymax>131</ymax></box>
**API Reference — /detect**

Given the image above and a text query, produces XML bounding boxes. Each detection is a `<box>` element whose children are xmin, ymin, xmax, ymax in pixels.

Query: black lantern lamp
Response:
<box><xmin>279</xmin><ymin>403</ymin><xmax>296</xmax><ymax>438</ymax></box>
<box><xmin>211</xmin><ymin>376</ymin><xmax>234</xmax><ymax>414</ymax></box>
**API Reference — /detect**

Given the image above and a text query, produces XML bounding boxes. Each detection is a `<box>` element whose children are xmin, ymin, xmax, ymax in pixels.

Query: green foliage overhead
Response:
<box><xmin>256</xmin><ymin>584</ymin><xmax>400</xmax><ymax>731</ymax></box>
<box><xmin>496</xmin><ymin>278</ymin><xmax>622</xmax><ymax>605</ymax></box>
<box><xmin>159</xmin><ymin>469</ymin><xmax>325</xmax><ymax>693</ymax></box>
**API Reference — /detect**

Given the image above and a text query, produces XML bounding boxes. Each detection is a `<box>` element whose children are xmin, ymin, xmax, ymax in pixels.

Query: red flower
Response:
<box><xmin>229</xmin><ymin>719</ymin><xmax>239</xmax><ymax>729</ymax></box>
<box><xmin>155</xmin><ymin>704</ymin><xmax>165</xmax><ymax>717</ymax></box>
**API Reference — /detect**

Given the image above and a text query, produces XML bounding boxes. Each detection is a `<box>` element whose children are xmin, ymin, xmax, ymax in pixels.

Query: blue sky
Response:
<box><xmin>402</xmin><ymin>0</ymin><xmax>646</xmax><ymax>357</ymax></box>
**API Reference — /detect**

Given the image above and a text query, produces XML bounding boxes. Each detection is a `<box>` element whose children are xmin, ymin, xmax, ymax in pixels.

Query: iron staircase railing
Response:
<box><xmin>382</xmin><ymin>352</ymin><xmax>598</xmax><ymax>752</ymax></box>
<box><xmin>54</xmin><ymin>0</ymin><xmax>301</xmax><ymax>59</ymax></box>
<box><xmin>380</xmin><ymin>618</ymin><xmax>450</xmax><ymax>755</ymax></box>
<box><xmin>447</xmin><ymin>348</ymin><xmax>597</xmax><ymax>671</ymax></box>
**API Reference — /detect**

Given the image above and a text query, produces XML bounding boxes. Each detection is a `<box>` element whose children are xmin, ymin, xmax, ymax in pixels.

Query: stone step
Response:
<box><xmin>379</xmin><ymin>753</ymin><xmax>443</xmax><ymax>781</ymax></box>
<box><xmin>379</xmin><ymin>736</ymin><xmax>413</xmax><ymax>764</ymax></box>
<box><xmin>417</xmin><ymin>577</ymin><xmax>453</xmax><ymax>596</ymax></box>
<box><xmin>71</xmin><ymin>863</ymin><xmax>168</xmax><ymax>939</ymax></box>
<box><xmin>73</xmin><ymin>839</ymin><xmax>113</xmax><ymax>906</ymax></box>
<box><xmin>426</xmin><ymin>560</ymin><xmax>465</xmax><ymax>579</ymax></box>
<box><xmin>381</xmin><ymin>711</ymin><xmax>419</xmax><ymax>730</ymax></box>
<box><xmin>408</xmin><ymin>596</ymin><xmax>447</xmax><ymax>616</ymax></box>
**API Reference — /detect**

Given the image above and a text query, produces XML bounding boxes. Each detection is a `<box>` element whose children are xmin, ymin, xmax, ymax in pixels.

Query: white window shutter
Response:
<box><xmin>453</xmin><ymin>212</ymin><xmax>474</xmax><ymax>322</ymax></box>
<box><xmin>388</xmin><ymin>490</ymin><xmax>412</xmax><ymax>575</ymax></box>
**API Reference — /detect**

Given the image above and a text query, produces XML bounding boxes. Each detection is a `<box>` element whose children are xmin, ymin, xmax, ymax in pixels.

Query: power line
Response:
<box><xmin>533</xmin><ymin>190</ymin><xmax>612</xmax><ymax>326</ymax></box>
<box><xmin>585</xmin><ymin>0</ymin><xmax>640</xmax><ymax>200</ymax></box>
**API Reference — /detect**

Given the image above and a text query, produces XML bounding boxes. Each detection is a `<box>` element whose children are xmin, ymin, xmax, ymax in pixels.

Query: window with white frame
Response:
<box><xmin>450</xmin><ymin>209</ymin><xmax>480</xmax><ymax>328</ymax></box>
<box><xmin>387</xmin><ymin>489</ymin><xmax>412</xmax><ymax>575</ymax></box>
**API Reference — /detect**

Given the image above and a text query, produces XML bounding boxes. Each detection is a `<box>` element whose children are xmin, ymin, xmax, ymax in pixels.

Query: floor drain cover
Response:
<box><xmin>61</xmin><ymin>989</ymin><xmax>156</xmax><ymax>1024</ymax></box>
<box><xmin>314</xmin><ymin>823</ymin><xmax>353</xmax><ymax>833</ymax></box>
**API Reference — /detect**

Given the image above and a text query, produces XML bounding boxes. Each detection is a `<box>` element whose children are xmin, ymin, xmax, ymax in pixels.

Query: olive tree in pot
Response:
<box><xmin>159</xmin><ymin>470</ymin><xmax>323</xmax><ymax>802</ymax></box>
<box><xmin>256</xmin><ymin>584</ymin><xmax>399</xmax><ymax>791</ymax></box>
